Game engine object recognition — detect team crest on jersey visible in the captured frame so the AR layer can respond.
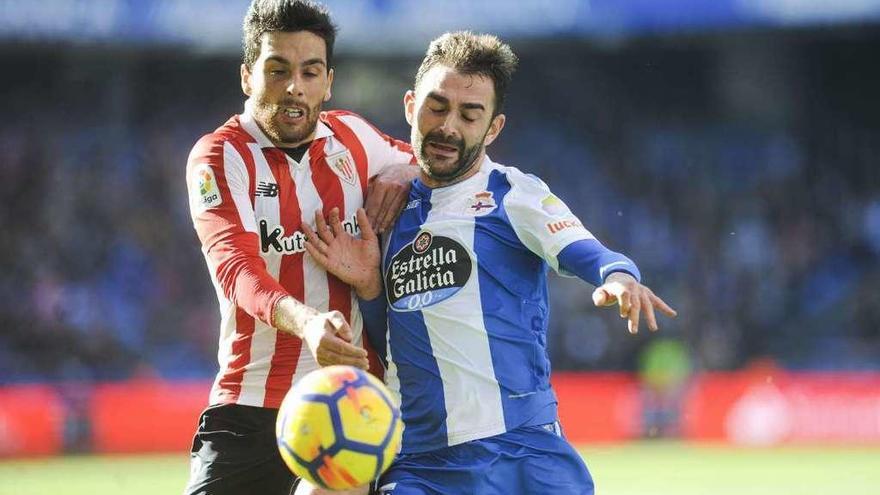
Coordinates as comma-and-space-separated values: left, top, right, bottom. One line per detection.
193, 163, 222, 211
463, 190, 496, 216
326, 150, 357, 186
385, 231, 472, 312
413, 231, 432, 253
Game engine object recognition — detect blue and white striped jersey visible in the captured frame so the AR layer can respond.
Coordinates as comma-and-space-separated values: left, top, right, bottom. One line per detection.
372, 156, 638, 454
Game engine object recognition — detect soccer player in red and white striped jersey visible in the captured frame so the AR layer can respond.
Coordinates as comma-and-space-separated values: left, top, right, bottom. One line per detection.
183, 2, 414, 494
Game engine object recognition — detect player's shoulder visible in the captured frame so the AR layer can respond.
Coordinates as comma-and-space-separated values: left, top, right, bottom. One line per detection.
321, 109, 385, 138
189, 115, 254, 162
485, 159, 549, 193
321, 109, 369, 125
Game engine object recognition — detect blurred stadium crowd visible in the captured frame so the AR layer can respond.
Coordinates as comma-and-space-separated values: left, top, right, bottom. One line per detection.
1, 28, 878, 383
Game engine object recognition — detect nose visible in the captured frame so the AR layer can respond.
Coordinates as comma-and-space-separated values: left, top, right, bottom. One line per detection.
285, 76, 304, 97
436, 113, 461, 140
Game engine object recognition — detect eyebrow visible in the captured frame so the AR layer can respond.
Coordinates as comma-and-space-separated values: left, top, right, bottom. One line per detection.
301, 58, 327, 68
426, 92, 485, 112
265, 55, 326, 68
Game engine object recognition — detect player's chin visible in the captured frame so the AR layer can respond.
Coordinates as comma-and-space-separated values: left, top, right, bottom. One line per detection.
425, 159, 462, 178
276, 127, 310, 145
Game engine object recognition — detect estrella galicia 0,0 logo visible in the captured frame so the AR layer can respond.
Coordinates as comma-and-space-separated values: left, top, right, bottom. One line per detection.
385, 231, 472, 311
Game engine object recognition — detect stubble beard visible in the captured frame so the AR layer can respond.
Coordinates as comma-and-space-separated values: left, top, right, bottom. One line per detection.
414, 127, 488, 185
253, 96, 321, 147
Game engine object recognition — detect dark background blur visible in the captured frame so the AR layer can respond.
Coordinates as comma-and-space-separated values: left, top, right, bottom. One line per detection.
2, 0, 878, 384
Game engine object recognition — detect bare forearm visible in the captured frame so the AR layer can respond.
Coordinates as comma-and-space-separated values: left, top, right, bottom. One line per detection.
271, 296, 319, 337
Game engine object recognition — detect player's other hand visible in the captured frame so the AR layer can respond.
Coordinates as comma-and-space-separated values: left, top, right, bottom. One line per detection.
364, 163, 418, 234
302, 310, 369, 370
303, 207, 382, 299
592, 272, 677, 334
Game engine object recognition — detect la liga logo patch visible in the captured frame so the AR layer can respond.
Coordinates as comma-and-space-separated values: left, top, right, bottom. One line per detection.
193, 163, 222, 211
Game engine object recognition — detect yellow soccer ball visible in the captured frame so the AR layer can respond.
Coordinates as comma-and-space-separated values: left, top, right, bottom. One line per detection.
276, 365, 403, 490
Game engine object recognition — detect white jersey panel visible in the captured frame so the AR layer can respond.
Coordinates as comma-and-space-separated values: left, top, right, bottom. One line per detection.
421, 180, 506, 446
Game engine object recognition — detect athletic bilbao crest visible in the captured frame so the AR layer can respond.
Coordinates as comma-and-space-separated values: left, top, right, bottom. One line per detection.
326, 150, 357, 186
385, 231, 472, 311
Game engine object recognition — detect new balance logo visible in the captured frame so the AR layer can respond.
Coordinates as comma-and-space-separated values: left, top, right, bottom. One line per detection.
256, 181, 279, 197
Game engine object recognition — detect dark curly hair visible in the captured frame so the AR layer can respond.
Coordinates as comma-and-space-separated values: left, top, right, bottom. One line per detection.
415, 31, 519, 116
242, 0, 338, 70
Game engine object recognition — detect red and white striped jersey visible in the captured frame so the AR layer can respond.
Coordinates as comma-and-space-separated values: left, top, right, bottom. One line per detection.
186, 108, 413, 408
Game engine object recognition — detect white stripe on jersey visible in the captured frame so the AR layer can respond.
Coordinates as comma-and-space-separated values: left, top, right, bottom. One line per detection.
420, 178, 506, 446
293, 150, 326, 376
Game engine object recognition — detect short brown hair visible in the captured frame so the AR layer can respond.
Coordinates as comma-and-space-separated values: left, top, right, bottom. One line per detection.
414, 31, 519, 115
242, 0, 337, 70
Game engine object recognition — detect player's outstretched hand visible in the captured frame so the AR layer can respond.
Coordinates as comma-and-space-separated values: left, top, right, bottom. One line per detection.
592, 272, 677, 334
302, 310, 369, 370
364, 163, 418, 234
303, 207, 382, 299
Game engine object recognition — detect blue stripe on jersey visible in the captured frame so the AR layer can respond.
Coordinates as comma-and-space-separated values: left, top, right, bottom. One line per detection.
384, 181, 448, 451
474, 170, 557, 430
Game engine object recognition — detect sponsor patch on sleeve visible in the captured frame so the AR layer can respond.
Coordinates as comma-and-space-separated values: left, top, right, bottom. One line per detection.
193, 163, 223, 211
546, 218, 584, 234
540, 194, 567, 217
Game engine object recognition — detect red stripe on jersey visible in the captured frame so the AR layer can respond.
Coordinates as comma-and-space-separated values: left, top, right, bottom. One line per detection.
362, 333, 384, 381
308, 138, 352, 328
219, 308, 255, 402
325, 114, 370, 198
263, 148, 305, 407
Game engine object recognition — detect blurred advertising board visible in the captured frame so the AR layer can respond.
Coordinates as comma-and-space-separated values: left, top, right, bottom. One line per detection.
1, 371, 879, 456
682, 369, 880, 445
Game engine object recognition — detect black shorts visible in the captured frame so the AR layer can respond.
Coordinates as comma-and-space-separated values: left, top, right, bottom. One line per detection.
184, 403, 297, 495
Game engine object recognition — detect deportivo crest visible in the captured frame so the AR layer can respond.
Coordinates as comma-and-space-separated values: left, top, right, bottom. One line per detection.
385, 231, 472, 311
463, 190, 496, 216
193, 163, 222, 211
326, 150, 357, 186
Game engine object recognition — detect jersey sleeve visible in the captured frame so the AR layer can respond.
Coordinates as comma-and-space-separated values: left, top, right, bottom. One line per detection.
502, 169, 641, 284
186, 134, 289, 326
500, 169, 595, 273
359, 294, 389, 373
335, 113, 415, 178
557, 239, 641, 286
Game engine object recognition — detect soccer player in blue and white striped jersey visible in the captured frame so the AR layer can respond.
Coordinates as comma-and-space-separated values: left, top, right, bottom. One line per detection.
303, 31, 677, 495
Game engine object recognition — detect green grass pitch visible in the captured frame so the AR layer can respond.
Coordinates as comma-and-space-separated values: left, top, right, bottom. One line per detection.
0, 442, 877, 495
